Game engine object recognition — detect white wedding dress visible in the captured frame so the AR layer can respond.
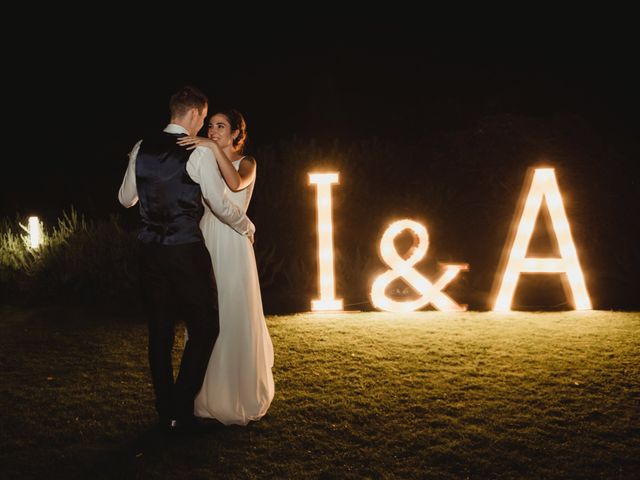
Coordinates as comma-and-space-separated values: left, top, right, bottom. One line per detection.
194, 158, 274, 425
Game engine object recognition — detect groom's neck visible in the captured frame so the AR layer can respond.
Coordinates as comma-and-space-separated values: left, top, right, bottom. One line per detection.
170, 117, 193, 136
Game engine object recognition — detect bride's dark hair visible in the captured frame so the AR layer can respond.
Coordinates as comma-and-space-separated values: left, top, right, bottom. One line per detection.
216, 109, 248, 154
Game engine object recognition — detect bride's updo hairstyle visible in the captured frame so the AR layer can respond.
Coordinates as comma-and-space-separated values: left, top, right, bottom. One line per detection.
216, 109, 248, 154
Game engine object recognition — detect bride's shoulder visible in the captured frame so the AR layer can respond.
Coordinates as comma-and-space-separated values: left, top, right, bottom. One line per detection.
239, 156, 257, 172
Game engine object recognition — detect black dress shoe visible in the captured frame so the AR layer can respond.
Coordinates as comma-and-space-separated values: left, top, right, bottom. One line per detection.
169, 416, 203, 435
170, 417, 221, 435
157, 417, 176, 434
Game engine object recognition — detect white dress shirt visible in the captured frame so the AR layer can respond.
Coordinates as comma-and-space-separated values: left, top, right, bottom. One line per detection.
118, 124, 255, 236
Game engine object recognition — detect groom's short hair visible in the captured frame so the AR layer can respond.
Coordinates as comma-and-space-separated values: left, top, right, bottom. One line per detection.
169, 86, 208, 118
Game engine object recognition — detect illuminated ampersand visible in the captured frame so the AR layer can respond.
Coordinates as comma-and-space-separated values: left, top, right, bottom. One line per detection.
371, 219, 468, 312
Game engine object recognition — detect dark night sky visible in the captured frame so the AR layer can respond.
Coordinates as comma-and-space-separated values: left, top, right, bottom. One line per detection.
3, 19, 638, 219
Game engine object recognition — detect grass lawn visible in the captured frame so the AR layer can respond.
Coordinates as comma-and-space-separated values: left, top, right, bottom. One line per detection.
1, 307, 638, 479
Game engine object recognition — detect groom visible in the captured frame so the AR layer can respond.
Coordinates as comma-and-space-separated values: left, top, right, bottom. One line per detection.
118, 85, 255, 431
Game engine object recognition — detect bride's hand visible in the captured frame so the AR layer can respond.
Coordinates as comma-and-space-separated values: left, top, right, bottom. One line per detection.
176, 135, 217, 151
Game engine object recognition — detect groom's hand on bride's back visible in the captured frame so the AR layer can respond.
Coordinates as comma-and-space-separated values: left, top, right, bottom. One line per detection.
248, 233, 254, 244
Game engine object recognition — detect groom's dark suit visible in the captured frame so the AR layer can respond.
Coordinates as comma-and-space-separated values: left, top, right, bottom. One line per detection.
118, 124, 255, 425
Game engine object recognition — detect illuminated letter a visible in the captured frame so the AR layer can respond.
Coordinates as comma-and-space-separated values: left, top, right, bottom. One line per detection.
493, 168, 591, 311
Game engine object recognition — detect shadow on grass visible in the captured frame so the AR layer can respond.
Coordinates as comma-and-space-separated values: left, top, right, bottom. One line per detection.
87, 420, 233, 478
86, 416, 271, 479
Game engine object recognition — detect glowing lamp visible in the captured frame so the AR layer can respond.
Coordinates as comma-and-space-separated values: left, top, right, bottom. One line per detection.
309, 173, 343, 311
493, 168, 591, 311
28, 216, 42, 249
371, 219, 467, 312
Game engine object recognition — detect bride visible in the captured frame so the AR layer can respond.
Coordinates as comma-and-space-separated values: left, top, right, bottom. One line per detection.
177, 109, 274, 425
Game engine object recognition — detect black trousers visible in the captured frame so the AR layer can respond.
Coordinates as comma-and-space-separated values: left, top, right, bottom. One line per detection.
139, 240, 219, 422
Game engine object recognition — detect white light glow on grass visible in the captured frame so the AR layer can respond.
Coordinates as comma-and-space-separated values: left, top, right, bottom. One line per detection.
28, 216, 42, 249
